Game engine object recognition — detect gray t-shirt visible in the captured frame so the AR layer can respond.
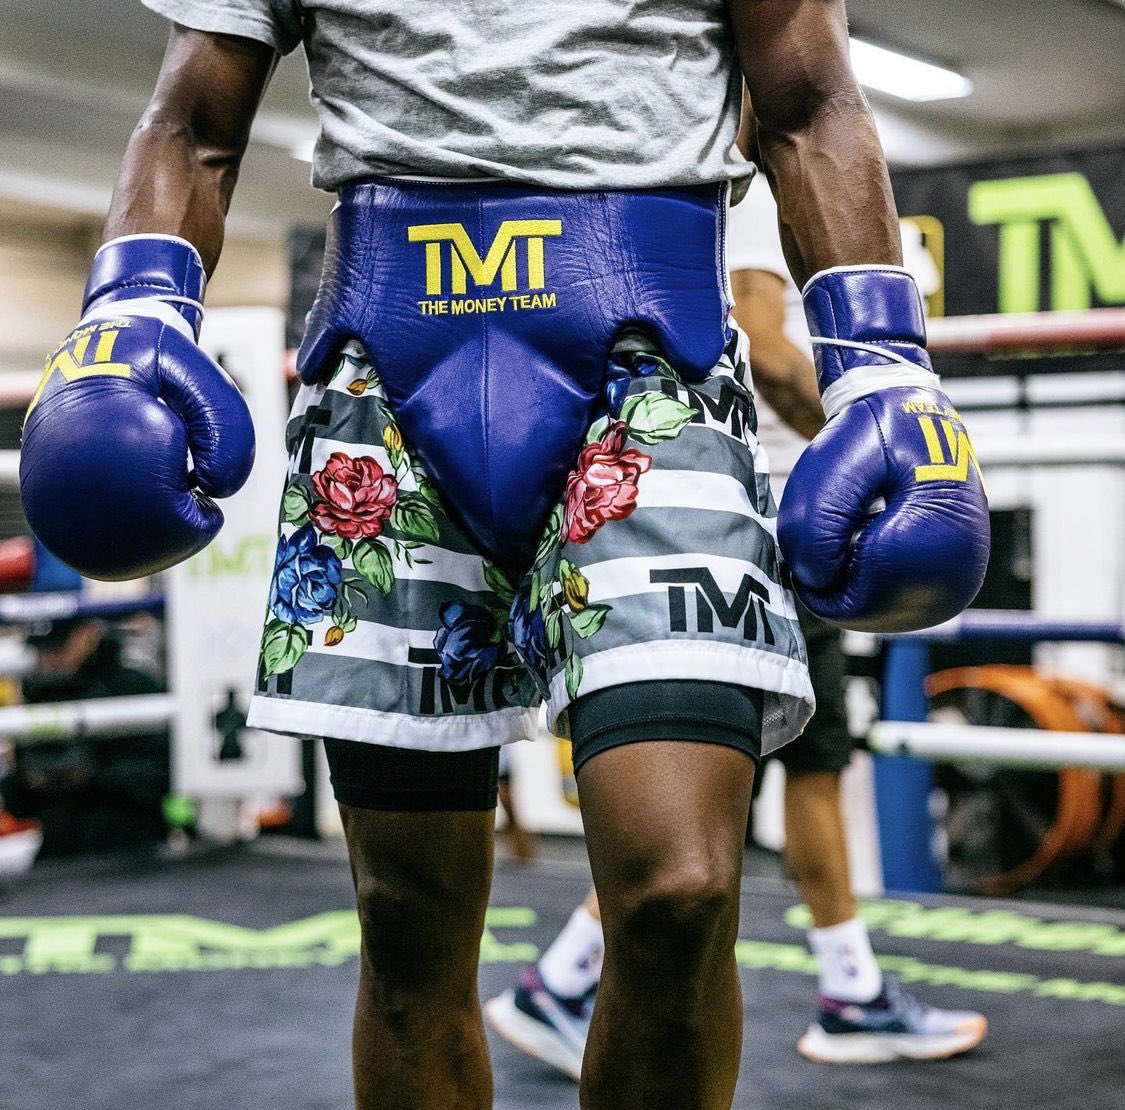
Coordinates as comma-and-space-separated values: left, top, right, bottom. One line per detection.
142, 0, 752, 193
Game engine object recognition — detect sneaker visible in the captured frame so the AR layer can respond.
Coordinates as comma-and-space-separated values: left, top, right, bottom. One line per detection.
484, 965, 594, 1081
797, 975, 988, 1064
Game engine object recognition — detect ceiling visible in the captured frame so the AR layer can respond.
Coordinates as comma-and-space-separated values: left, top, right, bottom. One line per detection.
1, 0, 1124, 240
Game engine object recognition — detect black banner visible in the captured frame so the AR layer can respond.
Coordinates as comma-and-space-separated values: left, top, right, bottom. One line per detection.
891, 145, 1125, 319
287, 149, 1125, 372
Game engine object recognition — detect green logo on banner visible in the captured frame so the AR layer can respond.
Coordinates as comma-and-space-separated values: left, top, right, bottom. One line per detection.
969, 172, 1125, 312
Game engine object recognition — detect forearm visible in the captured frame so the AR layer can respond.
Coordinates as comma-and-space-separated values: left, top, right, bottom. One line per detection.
727, 1, 902, 286
756, 92, 901, 285
103, 28, 276, 275
105, 116, 240, 274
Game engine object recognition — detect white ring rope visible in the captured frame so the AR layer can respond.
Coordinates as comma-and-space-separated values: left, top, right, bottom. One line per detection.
927, 307, 1125, 355
869, 720, 1125, 773
0, 694, 178, 746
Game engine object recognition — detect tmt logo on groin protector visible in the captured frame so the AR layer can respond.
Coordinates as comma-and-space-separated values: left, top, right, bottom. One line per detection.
407, 219, 563, 316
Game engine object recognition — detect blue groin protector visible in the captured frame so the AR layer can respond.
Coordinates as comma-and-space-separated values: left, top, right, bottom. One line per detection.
297, 179, 730, 571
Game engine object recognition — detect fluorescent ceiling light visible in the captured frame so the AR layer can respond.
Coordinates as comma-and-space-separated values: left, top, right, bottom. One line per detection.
850, 37, 973, 102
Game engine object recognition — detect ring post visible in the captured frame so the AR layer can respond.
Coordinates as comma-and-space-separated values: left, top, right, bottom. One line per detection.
875, 638, 942, 893
31, 539, 81, 593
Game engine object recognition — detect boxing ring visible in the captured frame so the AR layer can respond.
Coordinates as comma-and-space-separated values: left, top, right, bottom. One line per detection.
0, 306, 1122, 872
0, 307, 1122, 1110
0, 307, 304, 841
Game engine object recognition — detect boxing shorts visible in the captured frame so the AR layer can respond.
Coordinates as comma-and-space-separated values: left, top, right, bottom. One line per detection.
246, 179, 813, 757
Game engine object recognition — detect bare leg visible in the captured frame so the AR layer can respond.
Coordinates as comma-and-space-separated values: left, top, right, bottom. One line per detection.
577, 741, 755, 1110
782, 770, 854, 928
340, 805, 495, 1110
498, 778, 537, 863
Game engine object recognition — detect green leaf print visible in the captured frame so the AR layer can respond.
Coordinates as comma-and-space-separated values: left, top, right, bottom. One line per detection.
568, 603, 611, 639
390, 493, 440, 543
484, 563, 517, 605
544, 607, 562, 650
323, 534, 354, 561
282, 484, 312, 526
342, 579, 369, 608
584, 415, 610, 445
620, 391, 695, 444
410, 463, 442, 508
353, 539, 395, 596
261, 620, 311, 678
564, 654, 584, 700
533, 504, 564, 568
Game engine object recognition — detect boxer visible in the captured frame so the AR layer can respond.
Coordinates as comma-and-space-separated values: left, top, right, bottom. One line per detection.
20, 3, 988, 1108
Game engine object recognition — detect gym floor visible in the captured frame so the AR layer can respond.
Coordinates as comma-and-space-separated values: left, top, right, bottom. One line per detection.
2, 836, 1122, 1110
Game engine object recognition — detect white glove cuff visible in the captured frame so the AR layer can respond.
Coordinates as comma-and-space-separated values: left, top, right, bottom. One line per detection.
819, 361, 942, 422
80, 297, 200, 343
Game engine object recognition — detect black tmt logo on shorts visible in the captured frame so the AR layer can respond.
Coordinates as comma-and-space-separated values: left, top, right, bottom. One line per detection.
408, 647, 519, 715
650, 568, 774, 643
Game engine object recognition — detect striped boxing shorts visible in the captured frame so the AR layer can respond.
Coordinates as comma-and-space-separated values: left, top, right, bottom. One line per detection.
247, 332, 813, 759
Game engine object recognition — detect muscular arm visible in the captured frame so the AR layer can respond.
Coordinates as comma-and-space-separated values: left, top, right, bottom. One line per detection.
104, 26, 277, 274
726, 1, 902, 286
730, 268, 824, 439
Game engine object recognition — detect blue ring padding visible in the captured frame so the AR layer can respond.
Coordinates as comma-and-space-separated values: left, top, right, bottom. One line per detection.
0, 593, 164, 625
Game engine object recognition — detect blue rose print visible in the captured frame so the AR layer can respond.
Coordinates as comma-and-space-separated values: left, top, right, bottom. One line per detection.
433, 600, 503, 686
510, 588, 550, 675
270, 524, 344, 625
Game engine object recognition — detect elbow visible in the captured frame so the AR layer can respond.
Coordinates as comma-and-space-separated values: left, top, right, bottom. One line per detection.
131, 106, 243, 186
755, 84, 871, 151
131, 107, 197, 149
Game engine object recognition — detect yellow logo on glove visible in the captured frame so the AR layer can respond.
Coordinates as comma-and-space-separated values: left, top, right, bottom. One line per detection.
27, 321, 132, 416
913, 415, 984, 485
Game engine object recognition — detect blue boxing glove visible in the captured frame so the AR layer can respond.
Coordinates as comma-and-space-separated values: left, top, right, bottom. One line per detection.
20, 235, 255, 580
776, 266, 989, 632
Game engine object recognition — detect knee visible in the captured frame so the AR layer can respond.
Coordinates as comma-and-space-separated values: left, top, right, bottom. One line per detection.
607, 856, 741, 975
353, 868, 483, 986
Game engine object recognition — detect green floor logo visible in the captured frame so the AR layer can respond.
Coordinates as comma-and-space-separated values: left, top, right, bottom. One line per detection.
786, 897, 1125, 957
970, 172, 1125, 312
1, 901, 1122, 1007
0, 908, 537, 975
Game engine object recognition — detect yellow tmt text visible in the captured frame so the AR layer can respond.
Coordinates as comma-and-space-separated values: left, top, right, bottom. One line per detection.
913, 415, 984, 485
27, 320, 132, 416
408, 220, 563, 296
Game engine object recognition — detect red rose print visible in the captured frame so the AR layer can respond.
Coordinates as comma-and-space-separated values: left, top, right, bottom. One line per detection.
563, 421, 652, 544
310, 452, 398, 539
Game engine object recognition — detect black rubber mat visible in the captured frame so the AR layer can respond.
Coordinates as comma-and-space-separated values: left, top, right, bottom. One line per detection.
1, 838, 1122, 1110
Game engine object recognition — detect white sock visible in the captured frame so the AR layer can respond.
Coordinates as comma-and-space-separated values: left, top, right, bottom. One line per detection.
808, 917, 883, 1003
538, 904, 605, 999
